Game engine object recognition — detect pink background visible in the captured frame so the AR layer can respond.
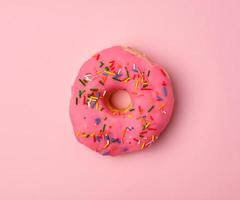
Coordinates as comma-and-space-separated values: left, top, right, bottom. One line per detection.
0, 0, 239, 199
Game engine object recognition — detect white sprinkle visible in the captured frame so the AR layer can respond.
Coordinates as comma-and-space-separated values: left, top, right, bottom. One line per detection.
103, 90, 106, 97
133, 64, 136, 70
117, 69, 121, 74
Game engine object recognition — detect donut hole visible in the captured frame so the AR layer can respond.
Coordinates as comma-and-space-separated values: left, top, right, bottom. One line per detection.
108, 89, 132, 112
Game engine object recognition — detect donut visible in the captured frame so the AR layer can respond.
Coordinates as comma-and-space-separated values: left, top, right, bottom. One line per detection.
69, 46, 174, 156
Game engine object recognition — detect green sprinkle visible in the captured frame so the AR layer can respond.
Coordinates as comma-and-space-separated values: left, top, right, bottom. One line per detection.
90, 88, 98, 91
148, 105, 155, 113
79, 90, 85, 98
105, 66, 110, 71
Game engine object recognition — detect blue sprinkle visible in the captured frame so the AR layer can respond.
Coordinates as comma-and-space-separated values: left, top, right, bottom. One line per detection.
113, 74, 123, 79
132, 69, 139, 73
102, 151, 110, 156
102, 73, 108, 76
142, 115, 147, 118
96, 136, 101, 142
163, 87, 167, 97
96, 92, 100, 98
105, 135, 110, 140
95, 118, 101, 125
91, 101, 96, 108
157, 96, 163, 101
111, 138, 121, 143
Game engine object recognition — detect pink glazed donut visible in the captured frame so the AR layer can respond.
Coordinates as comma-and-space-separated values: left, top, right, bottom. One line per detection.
70, 46, 174, 156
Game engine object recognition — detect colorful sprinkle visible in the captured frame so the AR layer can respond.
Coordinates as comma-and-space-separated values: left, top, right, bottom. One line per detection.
95, 118, 101, 125
79, 79, 86, 87
99, 61, 104, 67
148, 105, 155, 113
163, 87, 167, 96
75, 97, 78, 105
79, 90, 85, 98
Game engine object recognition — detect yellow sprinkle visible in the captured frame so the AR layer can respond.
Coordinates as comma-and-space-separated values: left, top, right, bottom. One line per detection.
141, 143, 145, 150
75, 131, 80, 137
124, 77, 131, 82
134, 79, 139, 90
145, 122, 151, 129
127, 114, 133, 119
96, 70, 102, 74
90, 96, 98, 100
96, 101, 99, 110
103, 140, 110, 149
151, 135, 155, 142
81, 133, 88, 138
104, 71, 116, 76
159, 103, 166, 110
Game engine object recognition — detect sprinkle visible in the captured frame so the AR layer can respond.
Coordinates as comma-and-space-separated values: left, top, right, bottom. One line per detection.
159, 103, 166, 110
95, 101, 99, 110
139, 131, 148, 135
150, 115, 154, 120
124, 77, 131, 82
75, 131, 80, 137
143, 122, 151, 130
127, 114, 133, 119
99, 61, 104, 67
141, 143, 145, 150
75, 97, 78, 105
95, 118, 101, 125
160, 69, 167, 76
148, 128, 157, 131
92, 134, 96, 142
133, 64, 136, 70
102, 124, 106, 132
141, 88, 152, 90
79, 90, 85, 98
104, 71, 116, 76
112, 77, 121, 82
99, 80, 104, 86
109, 60, 115, 67
148, 105, 155, 113
125, 67, 130, 78
162, 81, 167, 86
79, 79, 86, 86
138, 106, 143, 114
102, 90, 107, 97
117, 69, 121, 74
129, 108, 135, 112
95, 54, 100, 61
90, 88, 98, 92
134, 79, 139, 90
133, 138, 140, 143
157, 96, 163, 101
83, 95, 86, 104
103, 140, 110, 149
163, 87, 167, 96
147, 70, 151, 77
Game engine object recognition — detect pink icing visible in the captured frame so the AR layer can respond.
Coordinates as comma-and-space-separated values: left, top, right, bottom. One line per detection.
69, 46, 174, 156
